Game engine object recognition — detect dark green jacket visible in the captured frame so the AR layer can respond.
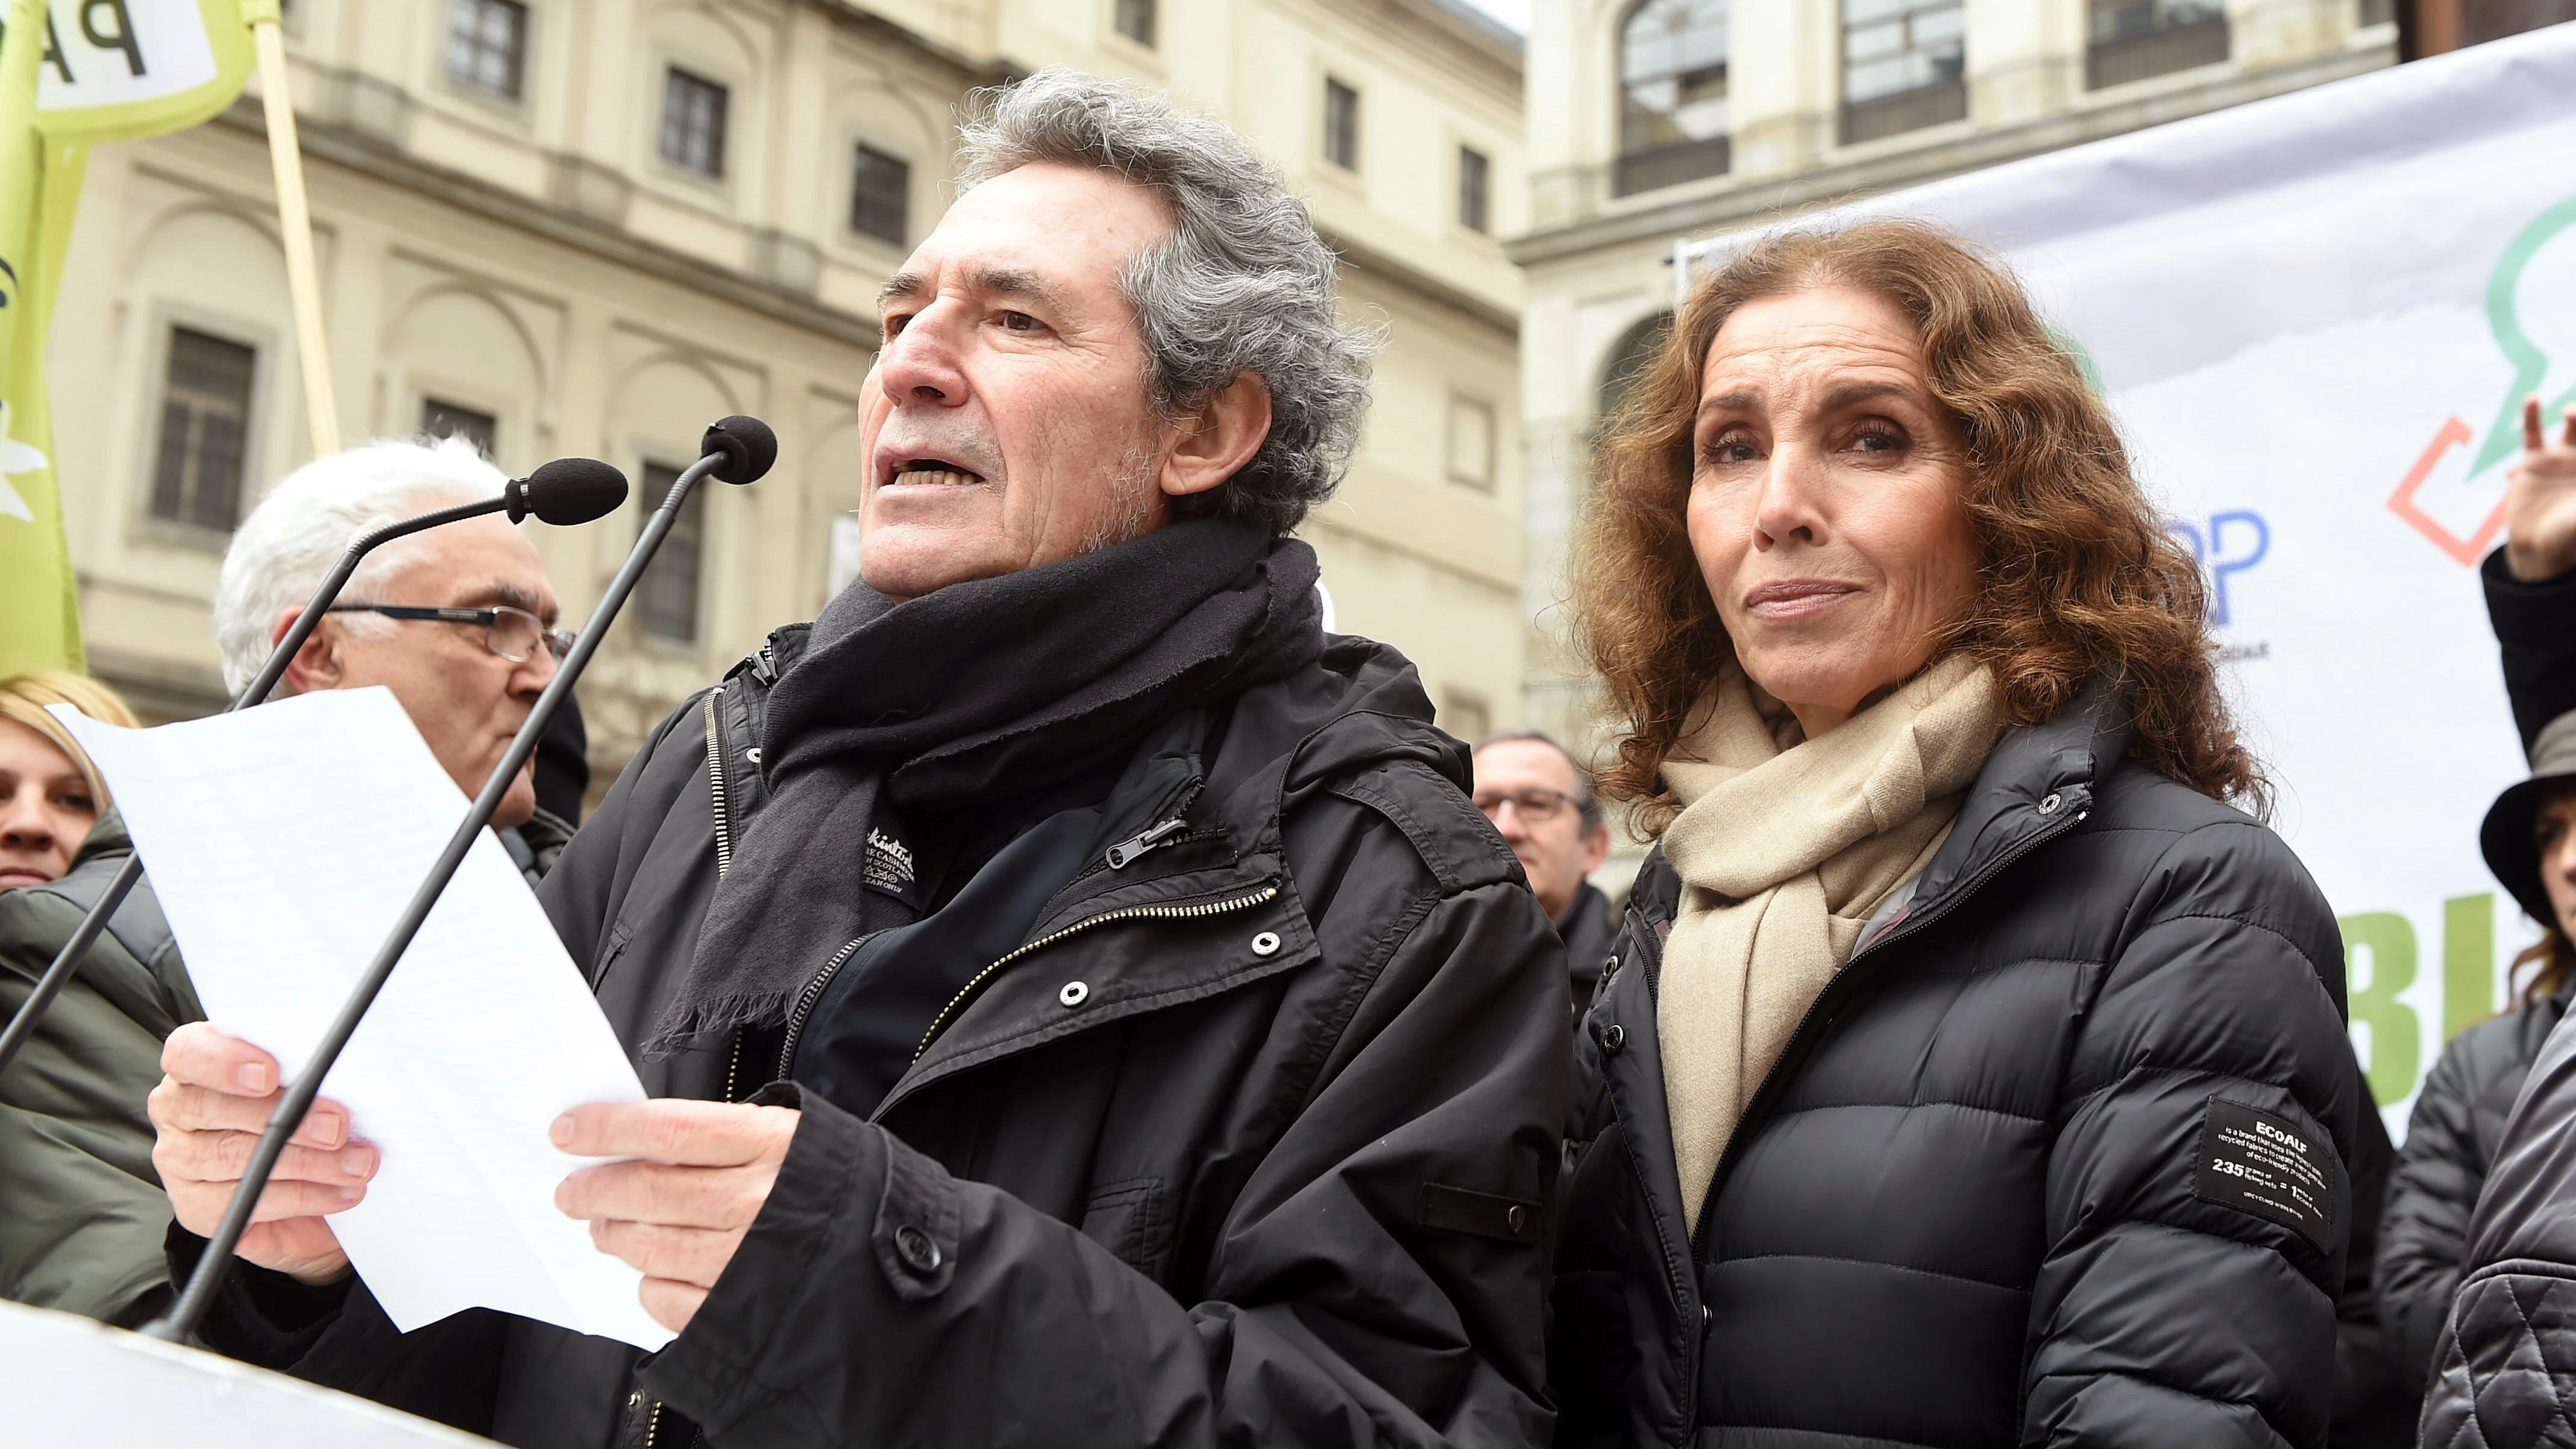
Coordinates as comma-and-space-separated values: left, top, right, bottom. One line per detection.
0, 813, 200, 1327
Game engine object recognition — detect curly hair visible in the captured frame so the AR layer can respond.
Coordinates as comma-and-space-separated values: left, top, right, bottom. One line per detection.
1574, 218, 2261, 835
956, 69, 1378, 535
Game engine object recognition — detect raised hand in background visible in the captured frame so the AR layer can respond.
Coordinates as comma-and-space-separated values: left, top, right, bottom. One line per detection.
2505, 395, 2576, 582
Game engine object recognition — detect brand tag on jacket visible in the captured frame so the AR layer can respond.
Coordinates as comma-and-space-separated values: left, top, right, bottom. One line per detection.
2193, 1098, 2335, 1253
865, 828, 922, 910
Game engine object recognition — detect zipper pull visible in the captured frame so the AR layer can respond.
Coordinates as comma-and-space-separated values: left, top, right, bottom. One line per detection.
1105, 818, 1187, 869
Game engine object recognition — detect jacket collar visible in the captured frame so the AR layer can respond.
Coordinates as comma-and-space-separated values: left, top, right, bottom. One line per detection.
1626, 671, 2136, 949
1900, 671, 2133, 930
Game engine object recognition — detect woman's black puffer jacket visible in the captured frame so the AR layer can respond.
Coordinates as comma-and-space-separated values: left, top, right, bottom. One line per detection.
2377, 991, 2568, 1382
1550, 680, 2363, 1447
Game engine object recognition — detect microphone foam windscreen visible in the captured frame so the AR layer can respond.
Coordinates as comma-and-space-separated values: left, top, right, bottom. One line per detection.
519, 458, 630, 525
702, 415, 778, 484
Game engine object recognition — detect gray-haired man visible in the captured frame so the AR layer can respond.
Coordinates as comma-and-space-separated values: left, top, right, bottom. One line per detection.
1472, 732, 1617, 1024
152, 70, 1564, 1449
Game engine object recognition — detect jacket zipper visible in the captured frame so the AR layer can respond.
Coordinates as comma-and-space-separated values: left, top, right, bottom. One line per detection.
912, 885, 1280, 1063
774, 935, 870, 1079
702, 688, 732, 879
1087, 774, 1213, 878
1685, 805, 2089, 1264
644, 693, 744, 1449
1104, 818, 1190, 869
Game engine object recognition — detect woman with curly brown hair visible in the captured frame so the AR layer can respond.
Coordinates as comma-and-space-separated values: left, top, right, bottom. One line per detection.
1547, 219, 2361, 1447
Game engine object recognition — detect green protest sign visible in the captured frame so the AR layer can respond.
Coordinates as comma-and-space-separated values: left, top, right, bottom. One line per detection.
0, 0, 253, 673
4, 0, 253, 143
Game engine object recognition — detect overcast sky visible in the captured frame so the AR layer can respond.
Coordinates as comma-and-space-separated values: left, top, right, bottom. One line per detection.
1456, 0, 1531, 34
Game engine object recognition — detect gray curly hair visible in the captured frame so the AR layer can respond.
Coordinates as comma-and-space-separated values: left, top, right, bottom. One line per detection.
955, 69, 1377, 535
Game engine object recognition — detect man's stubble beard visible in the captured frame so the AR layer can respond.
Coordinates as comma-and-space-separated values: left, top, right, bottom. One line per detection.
1074, 439, 1167, 556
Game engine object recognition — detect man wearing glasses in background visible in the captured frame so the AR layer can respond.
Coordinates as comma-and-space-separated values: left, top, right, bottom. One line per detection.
1472, 732, 1619, 1029
0, 436, 588, 1329
217, 435, 588, 880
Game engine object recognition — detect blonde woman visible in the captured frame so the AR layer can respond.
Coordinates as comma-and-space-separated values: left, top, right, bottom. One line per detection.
0, 671, 131, 888
0, 671, 203, 1325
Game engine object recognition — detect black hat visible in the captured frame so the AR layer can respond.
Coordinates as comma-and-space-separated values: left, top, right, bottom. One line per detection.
2481, 709, 2576, 929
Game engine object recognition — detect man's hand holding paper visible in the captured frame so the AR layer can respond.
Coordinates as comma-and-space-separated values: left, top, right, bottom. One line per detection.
59, 688, 677, 1351
552, 1099, 800, 1332
149, 1023, 372, 1287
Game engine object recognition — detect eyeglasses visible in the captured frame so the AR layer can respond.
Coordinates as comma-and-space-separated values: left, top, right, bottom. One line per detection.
327, 604, 577, 664
1474, 787, 1577, 825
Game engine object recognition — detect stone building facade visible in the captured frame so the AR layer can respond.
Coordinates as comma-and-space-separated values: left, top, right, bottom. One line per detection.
1510, 0, 2406, 838
49, 0, 1527, 785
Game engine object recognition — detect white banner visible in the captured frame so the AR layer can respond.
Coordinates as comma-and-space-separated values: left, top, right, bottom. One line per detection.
1686, 23, 2576, 1137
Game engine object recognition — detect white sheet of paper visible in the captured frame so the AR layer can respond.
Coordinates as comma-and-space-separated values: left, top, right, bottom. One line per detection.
57, 688, 673, 1351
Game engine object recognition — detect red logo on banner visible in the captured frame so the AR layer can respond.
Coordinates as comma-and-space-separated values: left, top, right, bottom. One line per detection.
2386, 417, 2502, 567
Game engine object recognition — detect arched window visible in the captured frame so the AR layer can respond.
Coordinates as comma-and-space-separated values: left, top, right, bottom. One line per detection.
1617, 0, 1730, 198
1597, 312, 1674, 423
1839, 0, 1967, 145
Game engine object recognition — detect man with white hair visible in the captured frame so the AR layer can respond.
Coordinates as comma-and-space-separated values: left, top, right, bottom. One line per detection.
213, 435, 579, 868
151, 71, 1563, 1449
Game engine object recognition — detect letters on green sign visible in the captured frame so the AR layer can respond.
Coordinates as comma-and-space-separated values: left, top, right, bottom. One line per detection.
2342, 911, 2419, 1105
2445, 892, 2498, 1042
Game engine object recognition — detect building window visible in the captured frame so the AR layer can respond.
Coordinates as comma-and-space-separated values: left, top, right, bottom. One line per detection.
1458, 145, 1491, 233
1440, 689, 1492, 746
2085, 1, 2228, 88
445, 0, 527, 100
1597, 312, 1672, 421
849, 145, 910, 246
150, 328, 255, 533
1447, 394, 1496, 490
1618, 0, 1732, 197
636, 461, 708, 643
659, 67, 728, 178
420, 398, 497, 456
1840, 0, 1966, 145
1322, 77, 1359, 171
1114, 0, 1157, 47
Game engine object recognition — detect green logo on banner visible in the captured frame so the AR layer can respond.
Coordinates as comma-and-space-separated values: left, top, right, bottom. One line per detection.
2389, 193, 2576, 564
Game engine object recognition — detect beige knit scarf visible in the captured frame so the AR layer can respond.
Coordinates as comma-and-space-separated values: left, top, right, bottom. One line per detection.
1658, 652, 2005, 1231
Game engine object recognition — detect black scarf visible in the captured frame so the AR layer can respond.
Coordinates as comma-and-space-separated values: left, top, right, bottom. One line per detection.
655, 519, 1321, 1055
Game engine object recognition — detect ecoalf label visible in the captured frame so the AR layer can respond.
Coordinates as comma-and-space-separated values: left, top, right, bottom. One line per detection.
2193, 1099, 2335, 1253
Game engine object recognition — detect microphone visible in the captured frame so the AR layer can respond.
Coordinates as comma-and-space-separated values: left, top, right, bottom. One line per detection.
0, 460, 631, 1080
509, 457, 631, 526
145, 416, 774, 1342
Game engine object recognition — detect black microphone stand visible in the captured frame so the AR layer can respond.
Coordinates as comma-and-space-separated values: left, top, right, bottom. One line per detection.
0, 493, 525, 1081
142, 418, 772, 1344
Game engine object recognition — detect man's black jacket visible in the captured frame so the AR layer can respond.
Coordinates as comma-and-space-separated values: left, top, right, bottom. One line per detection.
181, 626, 1568, 1449
1548, 681, 2360, 1447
